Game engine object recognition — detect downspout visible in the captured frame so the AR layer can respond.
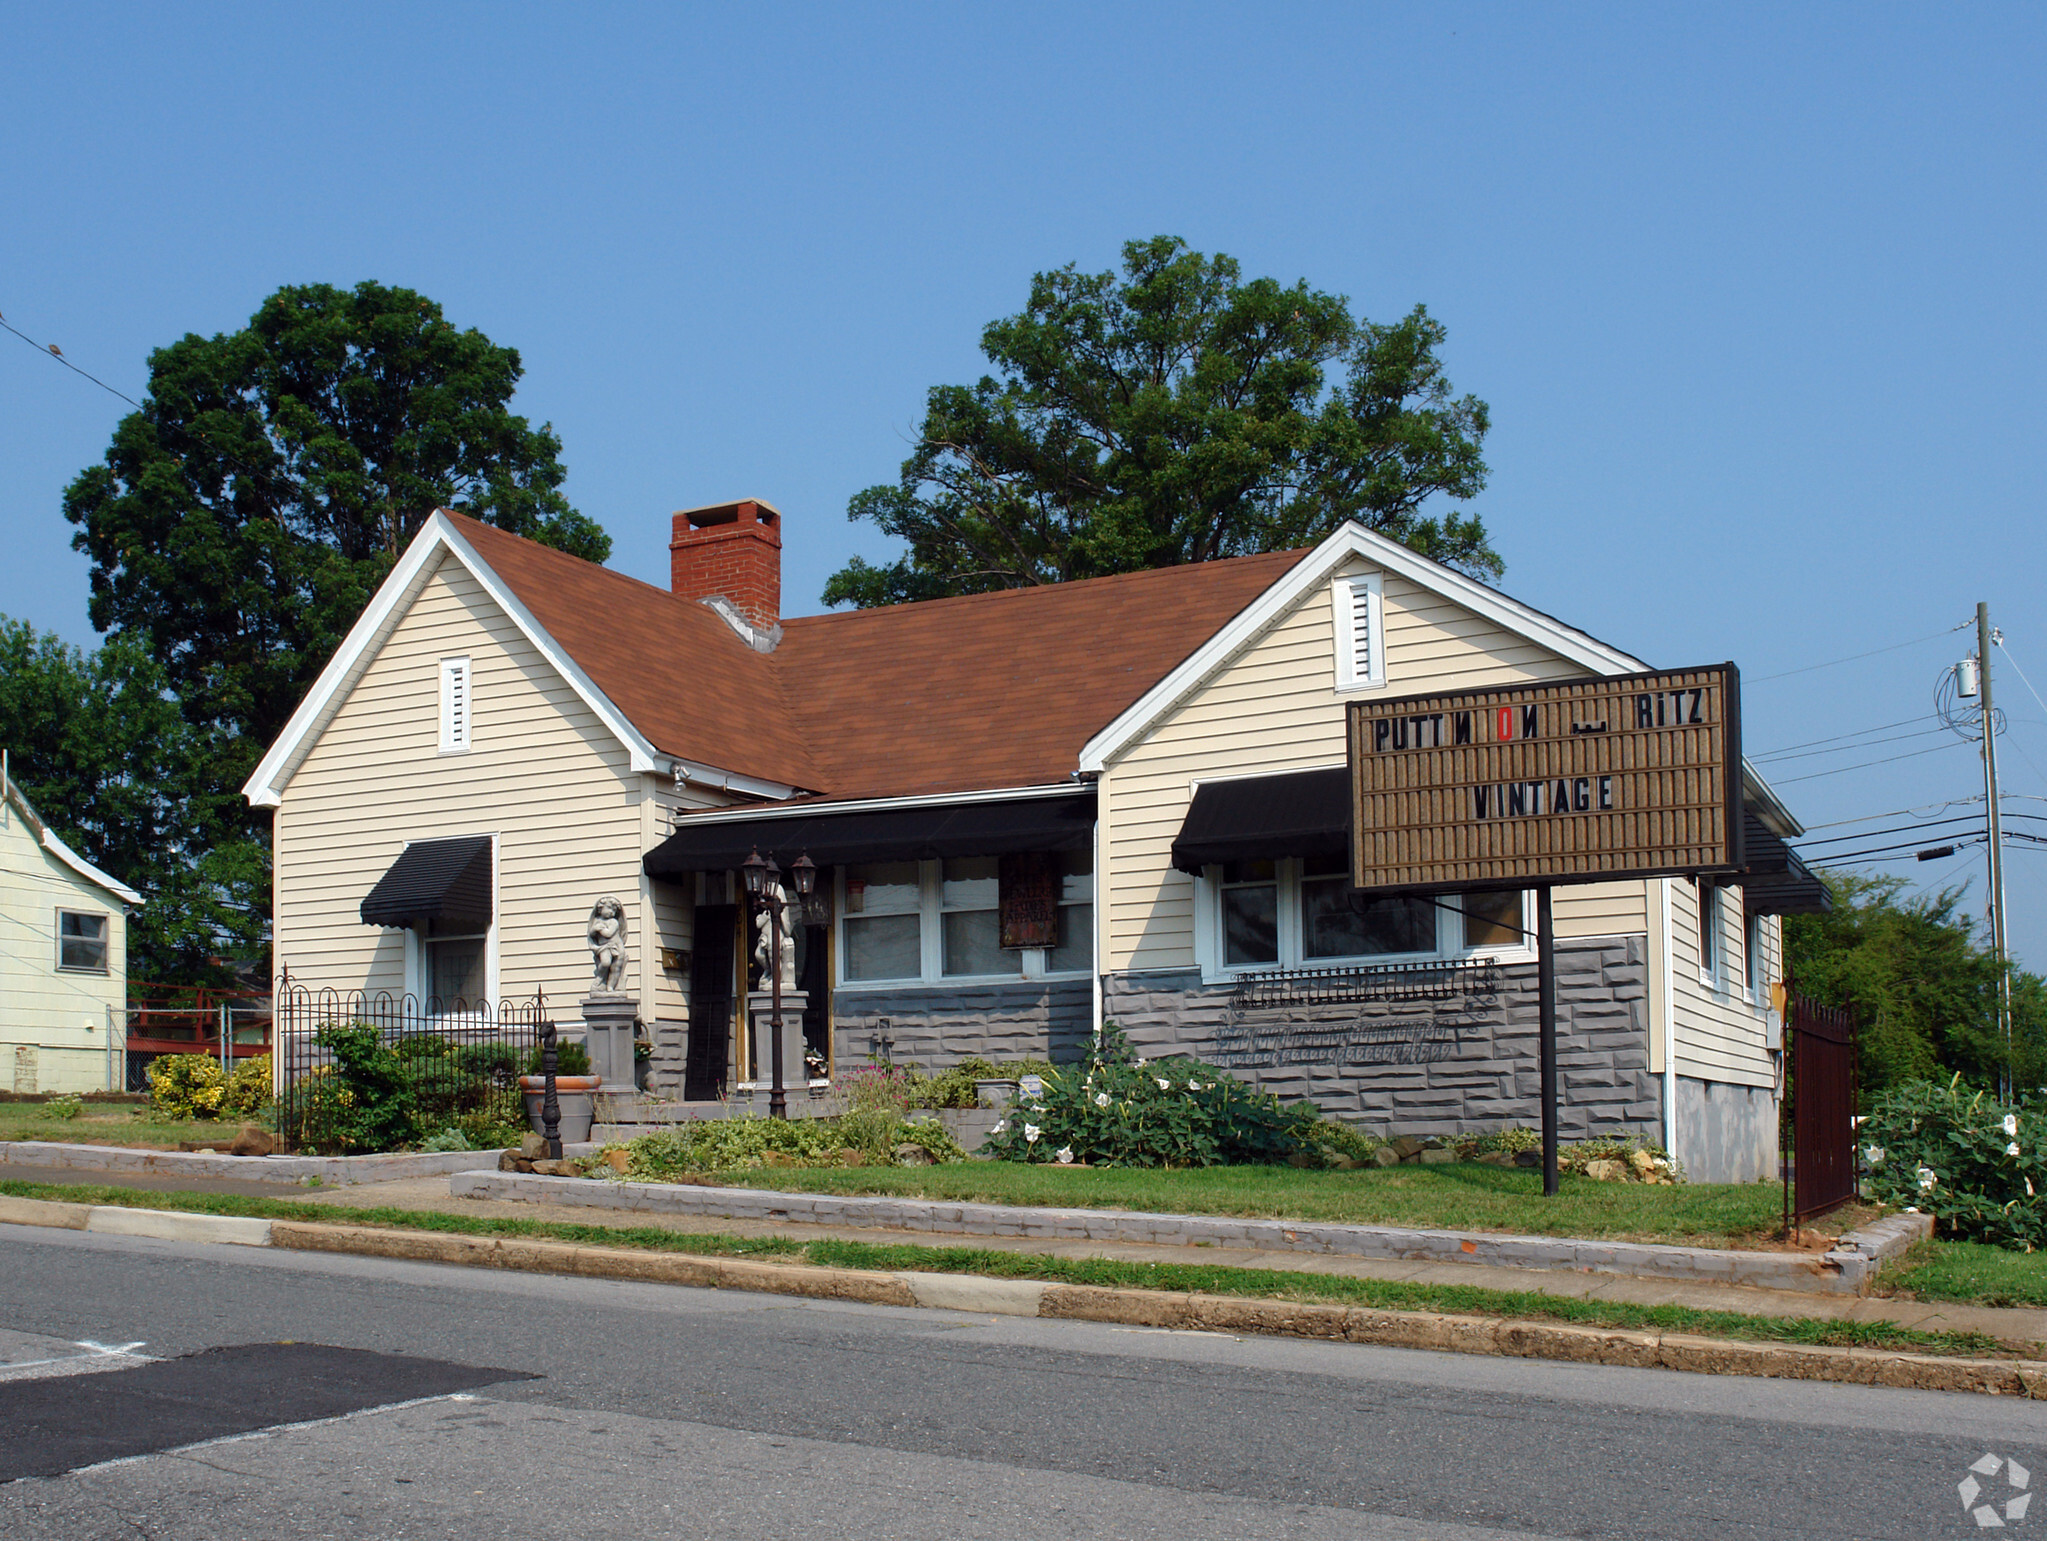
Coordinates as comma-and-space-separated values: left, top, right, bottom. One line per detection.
1090, 813, 1104, 1048
1659, 878, 1678, 1158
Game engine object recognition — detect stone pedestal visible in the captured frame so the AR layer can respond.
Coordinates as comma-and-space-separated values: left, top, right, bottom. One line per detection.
580, 992, 639, 1096
747, 989, 808, 1112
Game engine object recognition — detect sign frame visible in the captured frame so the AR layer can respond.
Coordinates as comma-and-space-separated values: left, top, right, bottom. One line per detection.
1345, 662, 1744, 896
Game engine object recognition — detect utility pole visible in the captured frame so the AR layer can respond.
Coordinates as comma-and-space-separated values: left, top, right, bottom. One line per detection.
1978, 602, 2012, 1098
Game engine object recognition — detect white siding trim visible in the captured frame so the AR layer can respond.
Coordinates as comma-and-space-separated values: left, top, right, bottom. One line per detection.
1078, 521, 1649, 775
1659, 877, 1677, 1156
670, 780, 1083, 825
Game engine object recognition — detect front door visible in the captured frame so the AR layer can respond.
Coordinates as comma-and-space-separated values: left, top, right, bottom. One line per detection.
685, 904, 737, 1101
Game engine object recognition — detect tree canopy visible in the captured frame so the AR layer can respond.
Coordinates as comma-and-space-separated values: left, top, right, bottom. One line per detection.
824, 236, 1494, 608
0, 617, 265, 982
1786, 871, 2045, 1093
64, 280, 606, 760
51, 280, 606, 983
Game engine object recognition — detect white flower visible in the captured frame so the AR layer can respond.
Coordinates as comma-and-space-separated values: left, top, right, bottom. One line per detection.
1055, 1145, 1075, 1164
1916, 1165, 1939, 1192
1905, 1205, 1921, 1214
1155, 1078, 1170, 1091
2029, 1178, 2037, 1198
2010, 1142, 2023, 1158
2005, 1113, 2020, 1137
1135, 1057, 1147, 1067
1094, 1092, 1111, 1108
1865, 1144, 1885, 1166
1188, 1082, 1204, 1093
992, 1120, 1007, 1135
1025, 1124, 1041, 1143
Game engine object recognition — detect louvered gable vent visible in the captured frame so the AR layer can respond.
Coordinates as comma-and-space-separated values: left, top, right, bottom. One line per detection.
439, 656, 471, 752
1331, 573, 1383, 690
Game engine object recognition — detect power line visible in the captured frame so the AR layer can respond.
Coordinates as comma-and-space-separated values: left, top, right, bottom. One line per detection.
1795, 795, 1986, 832
1750, 725, 1950, 765
1770, 738, 1971, 785
0, 311, 141, 409
1796, 814, 1991, 848
1751, 622, 1972, 683
1748, 714, 1937, 759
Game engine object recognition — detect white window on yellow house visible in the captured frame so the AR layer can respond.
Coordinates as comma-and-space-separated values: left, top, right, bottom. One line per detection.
1211, 860, 1529, 972
839, 855, 1095, 985
1331, 572, 1385, 691
57, 909, 109, 974
439, 656, 472, 753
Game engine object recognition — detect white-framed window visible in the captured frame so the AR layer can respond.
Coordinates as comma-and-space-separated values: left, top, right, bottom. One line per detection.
1331, 572, 1386, 691
1697, 880, 1723, 989
838, 855, 1094, 987
421, 919, 488, 1007
56, 909, 109, 974
1745, 908, 1766, 1007
438, 656, 472, 753
1204, 860, 1530, 975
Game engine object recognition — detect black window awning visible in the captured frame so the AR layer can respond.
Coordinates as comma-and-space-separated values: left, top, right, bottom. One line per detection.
1171, 767, 1350, 874
1740, 809, 1831, 916
645, 792, 1096, 877
360, 836, 494, 930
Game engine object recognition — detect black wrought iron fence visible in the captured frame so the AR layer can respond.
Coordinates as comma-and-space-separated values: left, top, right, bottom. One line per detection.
1230, 956, 1501, 1009
274, 987, 545, 1154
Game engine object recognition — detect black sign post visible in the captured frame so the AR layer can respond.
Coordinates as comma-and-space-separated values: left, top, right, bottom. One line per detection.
1536, 887, 1558, 1197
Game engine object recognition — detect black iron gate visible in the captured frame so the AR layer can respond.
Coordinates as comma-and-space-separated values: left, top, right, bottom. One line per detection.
1784, 990, 1858, 1226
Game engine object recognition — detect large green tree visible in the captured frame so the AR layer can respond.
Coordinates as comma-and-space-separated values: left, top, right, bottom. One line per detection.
64, 280, 607, 765
825, 236, 1494, 608
1785, 871, 2045, 1093
58, 281, 607, 982
0, 617, 264, 982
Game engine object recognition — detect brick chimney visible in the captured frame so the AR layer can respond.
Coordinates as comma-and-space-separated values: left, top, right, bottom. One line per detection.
669, 499, 782, 634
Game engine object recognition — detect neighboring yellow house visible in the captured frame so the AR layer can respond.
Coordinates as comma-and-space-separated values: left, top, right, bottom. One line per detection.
1, 764, 139, 1093
249, 504, 1825, 1180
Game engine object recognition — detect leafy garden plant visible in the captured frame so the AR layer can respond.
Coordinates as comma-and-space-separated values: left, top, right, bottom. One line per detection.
1861, 1075, 2044, 1250
146, 1054, 229, 1119
982, 1026, 1320, 1168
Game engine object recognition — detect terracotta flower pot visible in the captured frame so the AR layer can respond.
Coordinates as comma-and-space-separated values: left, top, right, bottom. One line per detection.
518, 1074, 602, 1144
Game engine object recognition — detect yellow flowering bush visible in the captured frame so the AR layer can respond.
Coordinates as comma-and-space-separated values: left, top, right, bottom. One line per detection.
146, 1054, 228, 1120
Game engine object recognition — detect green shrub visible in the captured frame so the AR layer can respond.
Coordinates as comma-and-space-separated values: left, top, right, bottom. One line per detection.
1862, 1075, 2045, 1249
220, 1054, 273, 1117
1311, 1119, 1384, 1164
896, 1116, 969, 1163
981, 1030, 1320, 1168
44, 1095, 83, 1121
420, 1127, 474, 1152
146, 1054, 228, 1119
454, 1043, 520, 1080
296, 1024, 417, 1154
521, 1040, 592, 1078
610, 1109, 972, 1177
391, 1034, 454, 1061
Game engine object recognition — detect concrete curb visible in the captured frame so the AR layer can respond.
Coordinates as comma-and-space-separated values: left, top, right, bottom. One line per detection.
0, 1194, 2034, 1396
0, 1140, 594, 1186
450, 1169, 1932, 1296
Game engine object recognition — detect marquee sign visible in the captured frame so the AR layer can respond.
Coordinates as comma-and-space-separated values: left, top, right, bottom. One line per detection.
1346, 664, 1742, 892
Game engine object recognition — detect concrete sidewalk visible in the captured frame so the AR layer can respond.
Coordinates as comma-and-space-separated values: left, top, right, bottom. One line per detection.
280, 1173, 2047, 1350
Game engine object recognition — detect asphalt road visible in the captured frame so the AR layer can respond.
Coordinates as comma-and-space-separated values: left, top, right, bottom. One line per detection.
0, 1223, 2040, 1540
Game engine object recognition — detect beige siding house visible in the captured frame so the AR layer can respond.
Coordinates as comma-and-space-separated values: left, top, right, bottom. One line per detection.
251, 504, 1819, 1179
1, 768, 139, 1094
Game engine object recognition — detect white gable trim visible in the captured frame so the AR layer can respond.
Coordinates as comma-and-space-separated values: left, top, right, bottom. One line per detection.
3, 779, 143, 905
1077, 522, 1649, 775
242, 511, 788, 808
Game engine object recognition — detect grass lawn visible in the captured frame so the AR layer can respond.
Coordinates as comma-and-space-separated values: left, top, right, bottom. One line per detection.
0, 1177, 2016, 1360
665, 1160, 1831, 1249
0, 1100, 247, 1150
1882, 1240, 2047, 1309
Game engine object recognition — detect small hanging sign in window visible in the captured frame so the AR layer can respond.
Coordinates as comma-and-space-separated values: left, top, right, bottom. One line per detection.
998, 852, 1059, 950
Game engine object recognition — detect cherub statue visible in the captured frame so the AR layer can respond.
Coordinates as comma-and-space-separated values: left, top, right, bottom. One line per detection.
751, 876, 801, 994
588, 896, 628, 993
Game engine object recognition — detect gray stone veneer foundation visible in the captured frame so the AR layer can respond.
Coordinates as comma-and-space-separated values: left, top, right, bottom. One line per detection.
832, 979, 1093, 1071
1676, 1075, 1778, 1184
1104, 937, 1661, 1142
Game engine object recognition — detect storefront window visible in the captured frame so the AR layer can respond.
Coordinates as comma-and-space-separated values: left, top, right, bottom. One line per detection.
1301, 855, 1433, 957
843, 861, 922, 981
1221, 860, 1279, 966
1047, 850, 1094, 974
1209, 860, 1530, 972
1462, 889, 1524, 949
942, 856, 1018, 977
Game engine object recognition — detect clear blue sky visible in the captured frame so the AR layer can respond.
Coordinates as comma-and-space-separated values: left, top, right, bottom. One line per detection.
4, 4, 2044, 964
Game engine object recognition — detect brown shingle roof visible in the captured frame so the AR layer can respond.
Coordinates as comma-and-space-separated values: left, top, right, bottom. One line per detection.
447, 512, 1307, 801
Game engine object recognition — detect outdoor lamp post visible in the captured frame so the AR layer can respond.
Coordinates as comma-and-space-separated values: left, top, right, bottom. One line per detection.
741, 847, 804, 1120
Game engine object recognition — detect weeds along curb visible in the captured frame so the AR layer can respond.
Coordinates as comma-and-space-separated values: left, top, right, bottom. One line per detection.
5, 1192, 2037, 1398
